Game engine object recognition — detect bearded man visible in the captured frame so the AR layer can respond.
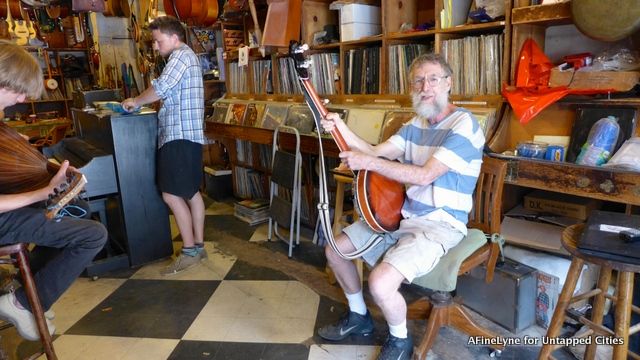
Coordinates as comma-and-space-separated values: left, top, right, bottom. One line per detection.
316, 53, 485, 360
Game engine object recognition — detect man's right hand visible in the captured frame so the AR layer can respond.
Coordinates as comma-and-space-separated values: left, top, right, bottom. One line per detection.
121, 98, 138, 112
47, 160, 71, 196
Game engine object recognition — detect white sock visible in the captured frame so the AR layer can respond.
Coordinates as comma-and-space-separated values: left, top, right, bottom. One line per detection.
389, 320, 408, 339
345, 291, 367, 315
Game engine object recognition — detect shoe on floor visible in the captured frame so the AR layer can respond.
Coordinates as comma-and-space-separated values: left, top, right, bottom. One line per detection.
377, 334, 413, 360
0, 292, 55, 341
161, 253, 202, 276
199, 247, 208, 260
318, 310, 374, 341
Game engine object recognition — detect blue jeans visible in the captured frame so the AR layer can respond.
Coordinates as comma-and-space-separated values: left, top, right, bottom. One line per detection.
0, 207, 107, 311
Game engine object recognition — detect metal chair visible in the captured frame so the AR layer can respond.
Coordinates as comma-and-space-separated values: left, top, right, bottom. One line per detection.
0, 243, 57, 359
267, 125, 302, 257
407, 156, 507, 359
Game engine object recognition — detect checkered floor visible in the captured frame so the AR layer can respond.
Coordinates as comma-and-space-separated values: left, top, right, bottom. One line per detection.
1, 197, 573, 360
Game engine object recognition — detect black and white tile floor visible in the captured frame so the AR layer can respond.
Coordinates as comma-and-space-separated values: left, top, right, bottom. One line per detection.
1, 197, 578, 360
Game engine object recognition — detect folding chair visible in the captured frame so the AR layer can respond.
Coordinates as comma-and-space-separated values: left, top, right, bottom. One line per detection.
267, 125, 302, 257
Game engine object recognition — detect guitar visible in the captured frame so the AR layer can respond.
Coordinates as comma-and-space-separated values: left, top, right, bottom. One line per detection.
289, 42, 405, 233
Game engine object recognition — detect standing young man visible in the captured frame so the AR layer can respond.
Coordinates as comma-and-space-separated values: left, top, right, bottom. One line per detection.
0, 41, 107, 341
122, 16, 206, 275
317, 53, 485, 360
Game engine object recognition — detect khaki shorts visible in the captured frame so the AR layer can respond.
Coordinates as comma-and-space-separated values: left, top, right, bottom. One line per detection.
342, 218, 464, 283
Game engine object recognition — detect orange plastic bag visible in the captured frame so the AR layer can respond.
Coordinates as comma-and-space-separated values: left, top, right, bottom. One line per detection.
504, 39, 570, 124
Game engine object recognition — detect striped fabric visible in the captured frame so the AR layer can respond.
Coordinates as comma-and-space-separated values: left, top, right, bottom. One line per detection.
388, 108, 485, 235
152, 44, 205, 148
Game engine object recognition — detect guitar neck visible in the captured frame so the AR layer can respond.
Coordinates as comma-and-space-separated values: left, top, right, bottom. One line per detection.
299, 78, 350, 153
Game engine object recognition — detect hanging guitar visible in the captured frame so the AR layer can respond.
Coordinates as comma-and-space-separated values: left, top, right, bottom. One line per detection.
289, 42, 405, 256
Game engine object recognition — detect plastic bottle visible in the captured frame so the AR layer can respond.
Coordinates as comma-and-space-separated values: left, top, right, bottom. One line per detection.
575, 116, 620, 166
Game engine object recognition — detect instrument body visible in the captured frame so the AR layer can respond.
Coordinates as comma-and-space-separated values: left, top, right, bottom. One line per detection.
0, 123, 87, 219
290, 42, 404, 233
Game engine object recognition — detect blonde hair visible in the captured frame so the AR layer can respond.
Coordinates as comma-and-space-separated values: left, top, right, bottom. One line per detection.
0, 41, 44, 99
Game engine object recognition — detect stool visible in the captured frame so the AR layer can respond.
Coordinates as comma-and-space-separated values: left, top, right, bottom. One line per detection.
539, 224, 640, 360
326, 168, 363, 284
0, 243, 57, 360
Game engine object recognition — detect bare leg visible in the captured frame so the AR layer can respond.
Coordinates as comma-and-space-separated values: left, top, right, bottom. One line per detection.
163, 192, 195, 247
368, 262, 406, 325
325, 233, 362, 294
188, 192, 205, 245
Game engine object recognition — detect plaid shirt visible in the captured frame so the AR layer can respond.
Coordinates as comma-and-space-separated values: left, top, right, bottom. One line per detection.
151, 43, 205, 148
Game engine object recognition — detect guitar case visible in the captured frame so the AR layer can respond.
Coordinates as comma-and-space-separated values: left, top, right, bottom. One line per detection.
572, 0, 640, 41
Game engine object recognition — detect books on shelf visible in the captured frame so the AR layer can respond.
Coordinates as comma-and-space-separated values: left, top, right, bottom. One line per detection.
234, 199, 270, 225
344, 47, 380, 94
441, 33, 503, 96
308, 52, 339, 95
277, 57, 303, 95
388, 44, 431, 94
251, 59, 272, 94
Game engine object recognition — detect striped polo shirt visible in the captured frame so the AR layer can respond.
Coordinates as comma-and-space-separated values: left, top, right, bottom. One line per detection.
388, 108, 485, 235
152, 43, 205, 148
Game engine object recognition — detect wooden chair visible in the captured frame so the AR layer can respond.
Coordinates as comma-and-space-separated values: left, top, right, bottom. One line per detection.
0, 243, 57, 359
32, 123, 70, 151
406, 156, 507, 359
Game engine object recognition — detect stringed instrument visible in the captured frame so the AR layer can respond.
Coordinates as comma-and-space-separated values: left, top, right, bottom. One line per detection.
43, 50, 58, 90
290, 42, 405, 233
7, 0, 28, 45
0, 123, 87, 220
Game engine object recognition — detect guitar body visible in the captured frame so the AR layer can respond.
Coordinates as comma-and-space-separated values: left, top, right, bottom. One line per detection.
355, 170, 404, 232
290, 42, 405, 233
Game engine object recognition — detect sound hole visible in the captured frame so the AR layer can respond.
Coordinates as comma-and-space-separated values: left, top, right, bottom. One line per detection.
399, 1, 403, 9
313, 15, 318, 22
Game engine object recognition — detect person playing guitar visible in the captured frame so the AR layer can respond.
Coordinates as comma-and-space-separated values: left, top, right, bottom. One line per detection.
315, 53, 485, 360
0, 41, 107, 342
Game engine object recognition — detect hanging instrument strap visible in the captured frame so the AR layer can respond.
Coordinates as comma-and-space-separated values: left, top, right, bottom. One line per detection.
308, 97, 384, 261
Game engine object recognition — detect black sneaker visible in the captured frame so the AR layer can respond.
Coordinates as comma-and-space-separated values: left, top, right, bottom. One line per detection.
377, 334, 413, 360
318, 311, 374, 341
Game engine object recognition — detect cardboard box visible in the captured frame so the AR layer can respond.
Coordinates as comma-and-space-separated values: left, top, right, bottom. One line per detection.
340, 23, 382, 42
536, 271, 559, 329
549, 68, 640, 92
524, 190, 600, 220
340, 4, 381, 25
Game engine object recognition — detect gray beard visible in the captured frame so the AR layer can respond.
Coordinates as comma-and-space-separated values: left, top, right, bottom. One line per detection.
412, 92, 448, 121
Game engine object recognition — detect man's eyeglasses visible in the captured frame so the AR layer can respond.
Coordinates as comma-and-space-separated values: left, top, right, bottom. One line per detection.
411, 75, 449, 89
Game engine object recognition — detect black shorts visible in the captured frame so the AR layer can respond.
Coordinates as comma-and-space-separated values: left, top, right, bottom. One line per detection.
157, 140, 203, 199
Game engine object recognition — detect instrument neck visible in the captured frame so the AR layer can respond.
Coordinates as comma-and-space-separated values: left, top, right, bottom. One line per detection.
300, 78, 349, 153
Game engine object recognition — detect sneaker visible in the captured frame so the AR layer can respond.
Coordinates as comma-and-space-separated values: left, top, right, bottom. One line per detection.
0, 292, 55, 341
160, 253, 202, 276
198, 247, 208, 260
377, 334, 413, 360
44, 309, 55, 320
318, 311, 374, 341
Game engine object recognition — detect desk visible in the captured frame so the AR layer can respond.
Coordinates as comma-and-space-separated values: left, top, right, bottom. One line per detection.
5, 118, 72, 140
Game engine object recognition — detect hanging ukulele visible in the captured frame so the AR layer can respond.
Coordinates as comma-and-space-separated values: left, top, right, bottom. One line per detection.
289, 41, 405, 235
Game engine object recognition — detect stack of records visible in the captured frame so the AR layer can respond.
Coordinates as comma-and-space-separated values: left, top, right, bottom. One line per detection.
234, 199, 270, 225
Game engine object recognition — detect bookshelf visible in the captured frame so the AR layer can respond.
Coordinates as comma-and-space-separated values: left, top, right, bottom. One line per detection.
486, 1, 640, 254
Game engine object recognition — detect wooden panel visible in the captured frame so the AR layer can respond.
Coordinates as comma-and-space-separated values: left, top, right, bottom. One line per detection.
511, 2, 571, 26
383, 0, 417, 35
507, 159, 640, 206
205, 121, 340, 157
262, 0, 302, 47
301, 1, 337, 46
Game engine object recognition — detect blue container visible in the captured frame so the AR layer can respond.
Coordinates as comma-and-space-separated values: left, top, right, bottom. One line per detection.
517, 141, 548, 159
545, 145, 565, 162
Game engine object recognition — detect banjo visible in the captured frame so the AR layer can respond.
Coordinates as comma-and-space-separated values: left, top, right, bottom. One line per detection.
289, 42, 405, 259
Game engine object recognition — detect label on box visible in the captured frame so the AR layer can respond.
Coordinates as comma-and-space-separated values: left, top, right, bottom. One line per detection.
524, 190, 600, 220
536, 271, 559, 329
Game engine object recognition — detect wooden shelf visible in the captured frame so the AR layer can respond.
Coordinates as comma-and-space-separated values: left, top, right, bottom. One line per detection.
204, 121, 340, 157
511, 2, 572, 26
386, 29, 437, 41
501, 157, 640, 206
438, 21, 506, 34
